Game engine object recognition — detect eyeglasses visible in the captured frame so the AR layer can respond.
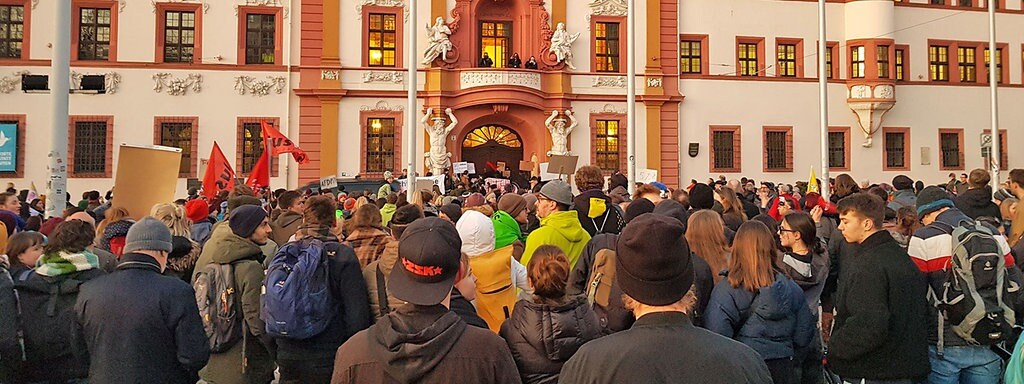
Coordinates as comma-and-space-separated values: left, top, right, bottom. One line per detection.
778, 228, 797, 234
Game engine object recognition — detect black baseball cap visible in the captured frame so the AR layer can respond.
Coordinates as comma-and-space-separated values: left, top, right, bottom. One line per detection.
388, 217, 462, 306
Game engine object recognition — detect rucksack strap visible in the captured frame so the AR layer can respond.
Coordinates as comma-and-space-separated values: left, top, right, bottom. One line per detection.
375, 264, 390, 317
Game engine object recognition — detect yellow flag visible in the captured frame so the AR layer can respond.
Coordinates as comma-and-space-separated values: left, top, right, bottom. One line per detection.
30, 181, 37, 193
808, 168, 820, 194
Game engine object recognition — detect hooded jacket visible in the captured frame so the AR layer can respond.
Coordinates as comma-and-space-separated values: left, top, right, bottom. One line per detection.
523, 210, 592, 270
499, 296, 602, 384
191, 220, 213, 247
270, 210, 303, 246
380, 203, 397, 227
705, 274, 816, 360
193, 224, 274, 384
572, 189, 625, 237
954, 186, 1002, 220
493, 210, 525, 260
778, 245, 830, 316
346, 227, 394, 268
889, 189, 918, 212
74, 253, 210, 384
332, 304, 520, 384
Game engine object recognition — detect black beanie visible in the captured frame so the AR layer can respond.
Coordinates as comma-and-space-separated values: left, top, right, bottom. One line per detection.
892, 175, 914, 191
229, 205, 267, 238
653, 199, 690, 230
916, 186, 955, 217
439, 204, 463, 223
616, 214, 693, 306
227, 195, 262, 212
625, 198, 655, 223
689, 183, 715, 210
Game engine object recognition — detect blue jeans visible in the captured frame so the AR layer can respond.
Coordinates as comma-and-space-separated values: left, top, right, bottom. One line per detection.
928, 345, 1002, 384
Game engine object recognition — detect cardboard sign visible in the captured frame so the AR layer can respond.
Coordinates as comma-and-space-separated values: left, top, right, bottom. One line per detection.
453, 162, 476, 175
636, 168, 658, 184
398, 174, 446, 194
320, 175, 338, 191
496, 161, 507, 172
0, 123, 16, 172
113, 144, 182, 220
538, 163, 560, 181
519, 161, 534, 172
485, 178, 511, 191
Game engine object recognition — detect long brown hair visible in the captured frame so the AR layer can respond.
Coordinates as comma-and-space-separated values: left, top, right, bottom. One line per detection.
348, 204, 383, 232
527, 245, 570, 303
717, 187, 747, 220
728, 221, 778, 292
833, 174, 860, 199
686, 210, 730, 282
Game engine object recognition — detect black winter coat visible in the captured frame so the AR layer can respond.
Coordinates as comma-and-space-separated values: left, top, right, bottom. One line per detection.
74, 253, 210, 384
571, 190, 624, 236
0, 267, 19, 383
499, 296, 602, 384
829, 230, 930, 381
558, 312, 772, 384
954, 186, 1002, 220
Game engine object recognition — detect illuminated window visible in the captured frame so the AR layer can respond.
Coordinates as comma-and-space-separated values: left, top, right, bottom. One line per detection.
895, 48, 906, 81
929, 45, 949, 81
366, 118, 396, 173
824, 46, 834, 79
984, 48, 1002, 84
851, 46, 865, 78
595, 120, 620, 171
738, 43, 758, 76
680, 40, 702, 74
367, 13, 396, 67
877, 45, 890, 78
957, 46, 976, 82
777, 44, 796, 77
595, 22, 619, 72
479, 21, 512, 68
463, 125, 522, 148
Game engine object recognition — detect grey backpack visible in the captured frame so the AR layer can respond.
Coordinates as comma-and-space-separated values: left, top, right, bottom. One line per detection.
939, 221, 1019, 346
193, 263, 243, 353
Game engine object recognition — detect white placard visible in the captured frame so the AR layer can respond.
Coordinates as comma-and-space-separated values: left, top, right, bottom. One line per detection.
636, 169, 658, 184
538, 163, 560, 181
398, 174, 446, 194
453, 162, 469, 174
320, 175, 338, 191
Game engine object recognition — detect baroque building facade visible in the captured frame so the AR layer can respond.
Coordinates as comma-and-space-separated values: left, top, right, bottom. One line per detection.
0, 0, 1022, 194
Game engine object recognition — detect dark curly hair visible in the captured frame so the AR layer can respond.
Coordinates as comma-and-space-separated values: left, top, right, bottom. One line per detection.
45, 220, 96, 254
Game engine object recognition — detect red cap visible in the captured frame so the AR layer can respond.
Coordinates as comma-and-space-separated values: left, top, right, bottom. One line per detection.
184, 199, 210, 223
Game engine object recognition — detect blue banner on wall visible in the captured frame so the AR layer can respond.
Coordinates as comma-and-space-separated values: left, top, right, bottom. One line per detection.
0, 123, 17, 172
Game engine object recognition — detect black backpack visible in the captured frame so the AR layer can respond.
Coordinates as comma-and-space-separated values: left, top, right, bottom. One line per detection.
193, 262, 243, 353
15, 275, 88, 371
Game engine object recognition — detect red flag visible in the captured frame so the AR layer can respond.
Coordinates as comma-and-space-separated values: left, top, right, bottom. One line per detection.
201, 142, 235, 200
245, 154, 269, 190
261, 120, 309, 164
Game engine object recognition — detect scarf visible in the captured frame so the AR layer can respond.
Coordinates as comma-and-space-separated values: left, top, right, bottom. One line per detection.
35, 249, 100, 277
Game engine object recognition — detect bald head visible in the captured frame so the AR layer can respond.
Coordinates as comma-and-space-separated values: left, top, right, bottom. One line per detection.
67, 211, 96, 228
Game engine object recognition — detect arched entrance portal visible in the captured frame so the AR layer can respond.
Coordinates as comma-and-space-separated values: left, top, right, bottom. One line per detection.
461, 125, 524, 175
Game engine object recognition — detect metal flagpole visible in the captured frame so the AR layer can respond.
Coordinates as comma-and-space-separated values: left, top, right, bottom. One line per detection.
47, 0, 71, 218
405, 0, 418, 203
817, 0, 830, 201
626, 0, 636, 195
987, 0, 1000, 195
265, 122, 273, 206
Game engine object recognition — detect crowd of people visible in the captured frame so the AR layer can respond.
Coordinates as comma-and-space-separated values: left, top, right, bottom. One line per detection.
0, 165, 1023, 384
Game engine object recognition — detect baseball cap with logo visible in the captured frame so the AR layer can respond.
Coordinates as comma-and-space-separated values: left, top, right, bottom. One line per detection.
387, 217, 463, 306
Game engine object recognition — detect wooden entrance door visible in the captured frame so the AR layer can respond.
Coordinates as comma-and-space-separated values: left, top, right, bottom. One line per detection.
461, 125, 523, 176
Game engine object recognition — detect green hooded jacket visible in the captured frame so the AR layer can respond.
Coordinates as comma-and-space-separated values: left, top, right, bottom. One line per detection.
492, 210, 524, 249
521, 210, 592, 269
380, 203, 397, 227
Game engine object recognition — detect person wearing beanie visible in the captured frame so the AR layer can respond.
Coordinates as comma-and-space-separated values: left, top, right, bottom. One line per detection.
185, 199, 213, 246
464, 192, 487, 208
889, 175, 918, 212
457, 210, 531, 331
953, 168, 1002, 220
74, 217, 210, 384
498, 193, 528, 224
560, 214, 772, 383
908, 186, 1016, 383
688, 183, 716, 211
438, 203, 463, 224
522, 180, 591, 270
193, 205, 275, 384
333, 218, 520, 384
830, 193, 929, 382
572, 166, 625, 237
377, 171, 396, 200
607, 171, 630, 203
522, 193, 540, 235
364, 204, 425, 320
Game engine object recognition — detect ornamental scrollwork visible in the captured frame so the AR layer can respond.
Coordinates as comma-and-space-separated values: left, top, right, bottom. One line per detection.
153, 73, 203, 96
233, 75, 286, 96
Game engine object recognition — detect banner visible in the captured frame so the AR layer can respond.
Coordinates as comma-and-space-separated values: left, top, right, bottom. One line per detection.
202, 142, 235, 199
0, 123, 16, 172
398, 175, 446, 194
113, 145, 182, 220
261, 120, 309, 164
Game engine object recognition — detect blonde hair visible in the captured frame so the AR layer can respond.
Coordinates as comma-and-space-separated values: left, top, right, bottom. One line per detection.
96, 206, 131, 241
151, 203, 191, 237
686, 210, 730, 282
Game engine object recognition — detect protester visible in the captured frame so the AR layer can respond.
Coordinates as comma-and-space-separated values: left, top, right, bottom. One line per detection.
718, 187, 748, 231
380, 193, 398, 227
195, 205, 275, 384
66, 210, 120, 272
74, 216, 210, 383
522, 180, 591, 269
778, 211, 830, 383
14, 220, 107, 383
830, 193, 929, 383
559, 214, 773, 383
4, 231, 45, 280
151, 203, 202, 282
706, 220, 815, 384
908, 186, 1018, 384
1006, 169, 1024, 249
97, 206, 134, 257
185, 199, 213, 246
345, 204, 394, 267
889, 175, 918, 211
458, 210, 530, 331
332, 217, 520, 383
572, 166, 624, 236
499, 245, 602, 384
686, 210, 730, 282
954, 169, 1001, 220
271, 196, 371, 384
270, 190, 304, 245
364, 204, 423, 319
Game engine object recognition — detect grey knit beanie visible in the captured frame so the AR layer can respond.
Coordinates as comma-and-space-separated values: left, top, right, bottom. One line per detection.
124, 216, 173, 254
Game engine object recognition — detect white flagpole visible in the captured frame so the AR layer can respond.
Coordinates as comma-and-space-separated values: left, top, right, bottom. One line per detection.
987, 0, 1000, 195
405, 0, 418, 203
48, 0, 71, 217
818, 0, 830, 200
626, 0, 636, 195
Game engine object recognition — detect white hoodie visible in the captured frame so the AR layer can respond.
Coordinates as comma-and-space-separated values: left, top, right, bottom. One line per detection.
456, 210, 531, 296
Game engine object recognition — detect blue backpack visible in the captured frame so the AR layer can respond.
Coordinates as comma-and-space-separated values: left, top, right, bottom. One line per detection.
263, 238, 337, 339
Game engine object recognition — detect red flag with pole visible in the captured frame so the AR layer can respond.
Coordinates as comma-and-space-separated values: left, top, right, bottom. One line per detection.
245, 154, 269, 190
261, 120, 309, 164
201, 142, 235, 199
